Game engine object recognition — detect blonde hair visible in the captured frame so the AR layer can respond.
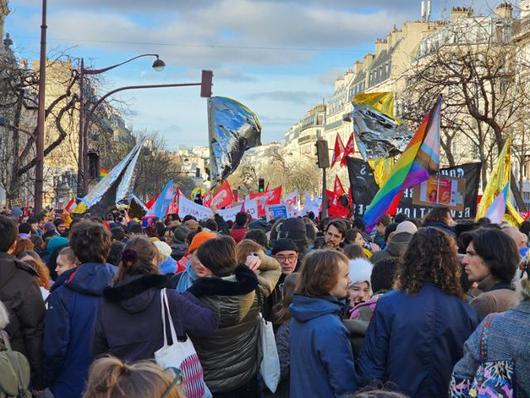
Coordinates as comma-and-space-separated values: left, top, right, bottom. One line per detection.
83, 356, 183, 398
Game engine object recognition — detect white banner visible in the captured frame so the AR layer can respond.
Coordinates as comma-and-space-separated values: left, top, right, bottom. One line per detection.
302, 193, 321, 216
217, 204, 243, 222
178, 196, 213, 220
242, 198, 259, 219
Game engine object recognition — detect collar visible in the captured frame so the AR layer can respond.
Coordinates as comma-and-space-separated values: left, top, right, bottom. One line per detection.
477, 274, 512, 292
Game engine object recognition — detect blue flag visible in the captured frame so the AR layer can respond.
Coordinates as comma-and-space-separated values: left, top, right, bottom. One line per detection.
147, 180, 175, 219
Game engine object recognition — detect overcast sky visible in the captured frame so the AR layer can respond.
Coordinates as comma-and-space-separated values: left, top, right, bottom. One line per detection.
5, 0, 506, 149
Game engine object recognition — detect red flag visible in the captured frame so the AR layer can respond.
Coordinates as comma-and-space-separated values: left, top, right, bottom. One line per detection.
326, 190, 349, 218
211, 180, 235, 209
249, 186, 282, 217
166, 188, 182, 215
333, 175, 346, 197
331, 134, 345, 168
386, 191, 403, 216
340, 133, 355, 166
203, 191, 213, 208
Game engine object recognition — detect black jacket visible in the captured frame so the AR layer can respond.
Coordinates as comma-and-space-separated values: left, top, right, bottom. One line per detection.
0, 252, 45, 387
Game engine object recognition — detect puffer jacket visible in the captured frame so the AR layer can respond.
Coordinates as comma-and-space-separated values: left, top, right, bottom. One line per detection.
0, 252, 45, 387
188, 265, 260, 393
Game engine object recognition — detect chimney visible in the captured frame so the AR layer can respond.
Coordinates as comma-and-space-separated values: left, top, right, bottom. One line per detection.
495, 2, 513, 19
363, 53, 375, 69
353, 61, 363, 74
450, 6, 473, 22
375, 38, 387, 56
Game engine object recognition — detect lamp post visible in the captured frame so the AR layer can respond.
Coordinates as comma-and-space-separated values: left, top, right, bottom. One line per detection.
77, 54, 166, 197
35, 0, 47, 213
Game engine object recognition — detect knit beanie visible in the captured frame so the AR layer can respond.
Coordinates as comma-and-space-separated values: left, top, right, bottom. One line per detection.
271, 238, 299, 255
186, 231, 217, 255
153, 240, 172, 259
348, 258, 373, 285
173, 225, 191, 243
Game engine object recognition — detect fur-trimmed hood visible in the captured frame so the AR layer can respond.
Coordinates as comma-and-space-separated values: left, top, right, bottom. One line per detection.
188, 265, 258, 297
103, 274, 169, 314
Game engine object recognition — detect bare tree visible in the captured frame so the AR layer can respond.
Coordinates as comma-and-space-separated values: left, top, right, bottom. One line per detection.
400, 13, 528, 190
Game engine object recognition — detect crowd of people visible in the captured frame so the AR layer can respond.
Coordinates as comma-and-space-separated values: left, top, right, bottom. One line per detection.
0, 204, 529, 398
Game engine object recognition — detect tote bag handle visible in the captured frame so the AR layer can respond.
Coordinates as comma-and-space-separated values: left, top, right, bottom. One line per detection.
160, 288, 178, 346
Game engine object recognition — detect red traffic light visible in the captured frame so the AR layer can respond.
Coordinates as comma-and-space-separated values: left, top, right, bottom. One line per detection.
201, 70, 213, 98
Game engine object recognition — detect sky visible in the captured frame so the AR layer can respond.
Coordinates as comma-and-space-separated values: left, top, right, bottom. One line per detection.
5, 0, 504, 150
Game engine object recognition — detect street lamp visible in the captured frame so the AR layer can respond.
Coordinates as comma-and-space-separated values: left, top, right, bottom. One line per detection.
77, 54, 166, 196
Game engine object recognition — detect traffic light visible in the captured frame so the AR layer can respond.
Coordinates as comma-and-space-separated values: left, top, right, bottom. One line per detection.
201, 70, 213, 98
315, 139, 330, 168
258, 177, 265, 192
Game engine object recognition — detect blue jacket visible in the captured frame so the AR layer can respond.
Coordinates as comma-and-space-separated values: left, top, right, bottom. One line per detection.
359, 284, 479, 398
289, 295, 358, 398
43, 263, 116, 398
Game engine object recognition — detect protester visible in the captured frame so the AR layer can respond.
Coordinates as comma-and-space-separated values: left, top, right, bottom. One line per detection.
235, 239, 281, 297
0, 215, 45, 388
359, 227, 479, 397
244, 228, 269, 250
43, 220, 116, 398
16, 250, 51, 301
188, 236, 263, 397
230, 212, 249, 243
13, 237, 34, 256
373, 215, 391, 248
451, 277, 530, 396
92, 236, 218, 361
347, 257, 373, 307
83, 356, 184, 398
170, 224, 190, 261
265, 238, 300, 321
343, 243, 367, 260
323, 219, 347, 249
422, 206, 455, 236
153, 240, 178, 274
370, 220, 416, 265
272, 272, 299, 398
55, 246, 78, 276
169, 230, 217, 292
461, 227, 520, 319
289, 249, 358, 398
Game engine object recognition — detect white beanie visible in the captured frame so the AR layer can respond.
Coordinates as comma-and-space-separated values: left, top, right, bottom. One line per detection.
396, 220, 418, 235
348, 258, 373, 285
153, 240, 172, 259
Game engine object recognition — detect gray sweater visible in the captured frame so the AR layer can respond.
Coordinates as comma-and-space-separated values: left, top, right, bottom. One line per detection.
452, 300, 530, 396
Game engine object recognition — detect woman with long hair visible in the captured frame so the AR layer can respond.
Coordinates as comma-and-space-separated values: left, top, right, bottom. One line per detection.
359, 227, 479, 398
92, 235, 218, 362
17, 250, 51, 301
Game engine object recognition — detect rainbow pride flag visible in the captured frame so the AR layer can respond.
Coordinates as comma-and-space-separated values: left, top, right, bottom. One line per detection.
363, 96, 441, 231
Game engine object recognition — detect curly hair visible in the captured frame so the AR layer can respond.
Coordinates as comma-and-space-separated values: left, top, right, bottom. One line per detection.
394, 227, 464, 298
70, 220, 111, 264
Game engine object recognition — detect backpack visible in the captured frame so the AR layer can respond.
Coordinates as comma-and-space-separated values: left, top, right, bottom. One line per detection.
0, 330, 32, 398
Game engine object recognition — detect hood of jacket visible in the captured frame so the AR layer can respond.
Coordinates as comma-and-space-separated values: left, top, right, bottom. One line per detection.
187, 265, 258, 297
386, 232, 413, 257
289, 295, 346, 323
0, 252, 37, 289
103, 274, 169, 314
65, 262, 116, 296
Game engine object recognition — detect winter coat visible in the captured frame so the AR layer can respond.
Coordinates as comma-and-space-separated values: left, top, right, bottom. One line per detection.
273, 321, 291, 398
422, 221, 456, 236
0, 252, 45, 387
43, 262, 116, 398
188, 265, 260, 394
370, 232, 412, 265
92, 274, 219, 362
470, 275, 520, 320
159, 256, 177, 274
170, 241, 187, 262
452, 300, 530, 396
359, 284, 479, 398
255, 253, 281, 298
289, 295, 358, 398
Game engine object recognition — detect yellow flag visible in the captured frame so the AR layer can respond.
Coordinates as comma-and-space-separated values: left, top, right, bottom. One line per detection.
368, 158, 396, 188
72, 202, 88, 214
475, 137, 523, 225
353, 92, 395, 119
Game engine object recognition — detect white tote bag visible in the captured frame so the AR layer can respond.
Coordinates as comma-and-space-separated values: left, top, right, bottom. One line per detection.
154, 289, 211, 398
259, 313, 281, 393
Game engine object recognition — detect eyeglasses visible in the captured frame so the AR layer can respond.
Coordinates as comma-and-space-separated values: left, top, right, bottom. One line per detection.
275, 254, 298, 262
161, 367, 183, 398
